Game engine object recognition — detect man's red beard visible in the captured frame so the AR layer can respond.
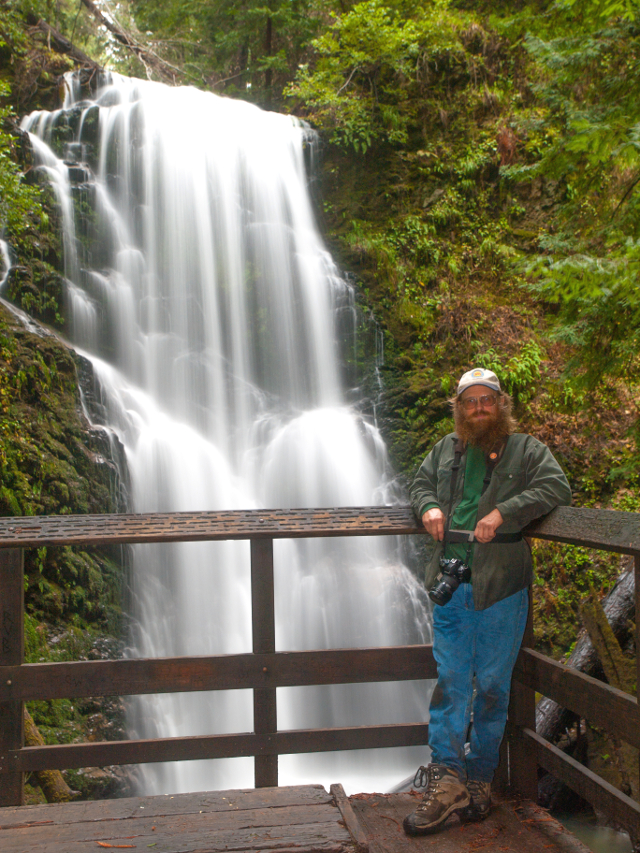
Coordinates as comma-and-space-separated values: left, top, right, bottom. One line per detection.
453, 397, 516, 452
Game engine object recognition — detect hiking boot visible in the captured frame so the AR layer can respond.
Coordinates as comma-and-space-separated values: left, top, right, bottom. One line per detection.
459, 779, 492, 822
403, 764, 470, 836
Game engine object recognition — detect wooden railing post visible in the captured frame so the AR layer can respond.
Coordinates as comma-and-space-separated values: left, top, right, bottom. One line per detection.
493, 725, 509, 793
0, 548, 24, 806
251, 537, 278, 788
506, 586, 538, 800
635, 554, 640, 808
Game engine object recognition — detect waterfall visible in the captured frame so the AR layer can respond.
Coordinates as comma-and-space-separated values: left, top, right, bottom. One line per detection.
21, 73, 432, 795
0, 240, 10, 288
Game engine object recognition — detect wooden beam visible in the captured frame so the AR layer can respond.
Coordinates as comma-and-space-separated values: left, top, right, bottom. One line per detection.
525, 505, 640, 555
635, 553, 640, 799
514, 647, 640, 749
0, 505, 637, 552
330, 783, 369, 853
506, 590, 537, 799
525, 727, 640, 839
11, 722, 430, 772
251, 538, 278, 788
0, 646, 436, 702
0, 507, 423, 549
0, 549, 24, 807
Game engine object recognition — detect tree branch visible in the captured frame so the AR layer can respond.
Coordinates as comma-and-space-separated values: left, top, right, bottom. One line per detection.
31, 19, 99, 68
79, 0, 182, 83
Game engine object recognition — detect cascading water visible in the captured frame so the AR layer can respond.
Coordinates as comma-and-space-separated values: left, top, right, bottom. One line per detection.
20, 72, 432, 795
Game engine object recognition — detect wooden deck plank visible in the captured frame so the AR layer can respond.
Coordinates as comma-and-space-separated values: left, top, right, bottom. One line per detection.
0, 785, 355, 853
2, 822, 352, 853
1, 802, 340, 838
0, 785, 333, 827
1, 807, 346, 852
0, 785, 597, 853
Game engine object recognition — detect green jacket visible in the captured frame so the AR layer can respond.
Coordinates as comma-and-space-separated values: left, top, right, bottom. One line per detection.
410, 432, 572, 610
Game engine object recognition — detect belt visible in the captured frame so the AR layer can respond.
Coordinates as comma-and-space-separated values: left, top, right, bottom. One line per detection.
446, 529, 523, 544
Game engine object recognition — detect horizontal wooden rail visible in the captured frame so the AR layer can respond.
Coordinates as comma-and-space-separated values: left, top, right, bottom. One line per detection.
0, 504, 636, 550
513, 648, 640, 749
0, 507, 423, 548
526, 505, 640, 555
10, 723, 431, 772
0, 646, 437, 702
524, 727, 640, 839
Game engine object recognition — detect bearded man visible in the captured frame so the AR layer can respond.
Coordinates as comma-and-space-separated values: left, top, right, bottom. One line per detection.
403, 367, 571, 836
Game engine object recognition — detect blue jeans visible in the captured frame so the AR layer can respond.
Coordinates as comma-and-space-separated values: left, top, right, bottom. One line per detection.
428, 584, 529, 782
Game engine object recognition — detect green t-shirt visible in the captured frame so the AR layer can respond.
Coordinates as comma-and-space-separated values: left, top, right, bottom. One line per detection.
445, 444, 486, 568
420, 444, 487, 570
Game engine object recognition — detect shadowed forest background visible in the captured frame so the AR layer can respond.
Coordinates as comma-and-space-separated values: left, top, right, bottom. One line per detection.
1, 0, 640, 805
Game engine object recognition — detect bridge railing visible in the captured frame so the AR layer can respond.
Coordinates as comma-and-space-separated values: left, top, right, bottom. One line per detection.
0, 505, 639, 841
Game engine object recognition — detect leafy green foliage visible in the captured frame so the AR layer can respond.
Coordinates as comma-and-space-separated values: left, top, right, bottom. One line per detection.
0, 87, 46, 237
128, 0, 325, 99
509, 20, 640, 395
475, 341, 543, 404
558, 0, 640, 23
287, 0, 472, 152
532, 538, 625, 658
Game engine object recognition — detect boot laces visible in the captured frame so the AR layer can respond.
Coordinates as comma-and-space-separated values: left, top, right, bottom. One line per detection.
413, 765, 429, 788
417, 766, 446, 808
467, 779, 488, 799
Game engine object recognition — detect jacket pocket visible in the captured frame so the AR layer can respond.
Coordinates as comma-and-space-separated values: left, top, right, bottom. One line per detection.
492, 467, 525, 500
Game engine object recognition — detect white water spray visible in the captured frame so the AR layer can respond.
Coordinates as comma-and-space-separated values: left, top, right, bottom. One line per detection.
22, 73, 432, 795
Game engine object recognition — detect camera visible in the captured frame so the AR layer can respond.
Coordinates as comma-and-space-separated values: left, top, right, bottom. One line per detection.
428, 556, 471, 606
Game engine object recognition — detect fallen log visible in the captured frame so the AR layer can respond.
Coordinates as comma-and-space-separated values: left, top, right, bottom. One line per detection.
29, 18, 99, 68
535, 564, 636, 813
536, 565, 636, 742
579, 589, 636, 799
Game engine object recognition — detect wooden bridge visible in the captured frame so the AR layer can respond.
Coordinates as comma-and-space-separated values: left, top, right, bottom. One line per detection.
1, 504, 639, 852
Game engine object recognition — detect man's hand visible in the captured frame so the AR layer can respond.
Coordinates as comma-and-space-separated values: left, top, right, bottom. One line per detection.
421, 507, 446, 542
474, 509, 504, 543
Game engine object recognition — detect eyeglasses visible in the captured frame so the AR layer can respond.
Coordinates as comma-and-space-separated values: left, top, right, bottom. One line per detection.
460, 394, 498, 410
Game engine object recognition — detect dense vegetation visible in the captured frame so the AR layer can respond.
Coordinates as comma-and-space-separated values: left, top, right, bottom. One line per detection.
1, 0, 639, 800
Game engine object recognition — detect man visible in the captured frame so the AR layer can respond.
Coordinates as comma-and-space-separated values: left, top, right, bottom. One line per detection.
403, 367, 571, 836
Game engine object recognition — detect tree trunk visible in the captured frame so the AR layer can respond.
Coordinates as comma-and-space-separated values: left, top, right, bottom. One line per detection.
30, 19, 99, 67
24, 708, 78, 803
264, 16, 273, 104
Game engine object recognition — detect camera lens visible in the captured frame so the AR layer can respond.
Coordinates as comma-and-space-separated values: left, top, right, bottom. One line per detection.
428, 573, 459, 606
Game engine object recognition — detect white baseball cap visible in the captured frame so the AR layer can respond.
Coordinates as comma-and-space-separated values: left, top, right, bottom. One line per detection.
456, 367, 501, 397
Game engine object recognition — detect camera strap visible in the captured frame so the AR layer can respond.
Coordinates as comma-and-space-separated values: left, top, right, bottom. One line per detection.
442, 438, 465, 553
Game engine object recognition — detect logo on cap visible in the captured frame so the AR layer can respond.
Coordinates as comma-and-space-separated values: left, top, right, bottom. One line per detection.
472, 369, 484, 377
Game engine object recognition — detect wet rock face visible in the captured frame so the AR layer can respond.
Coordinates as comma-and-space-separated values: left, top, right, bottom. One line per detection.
0, 302, 127, 624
